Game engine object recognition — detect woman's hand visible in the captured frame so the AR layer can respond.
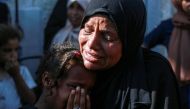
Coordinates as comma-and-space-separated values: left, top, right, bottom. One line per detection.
67, 86, 91, 109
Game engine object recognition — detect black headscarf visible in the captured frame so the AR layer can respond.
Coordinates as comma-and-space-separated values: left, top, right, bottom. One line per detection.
81, 0, 151, 109
81, 0, 146, 65
80, 1, 180, 109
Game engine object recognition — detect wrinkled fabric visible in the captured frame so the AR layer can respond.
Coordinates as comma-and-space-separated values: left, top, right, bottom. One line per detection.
90, 49, 180, 109
81, 0, 181, 109
51, 20, 80, 48
168, 10, 190, 84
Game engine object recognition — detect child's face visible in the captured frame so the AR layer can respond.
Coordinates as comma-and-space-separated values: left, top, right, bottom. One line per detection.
52, 64, 95, 109
182, 0, 190, 14
0, 38, 19, 65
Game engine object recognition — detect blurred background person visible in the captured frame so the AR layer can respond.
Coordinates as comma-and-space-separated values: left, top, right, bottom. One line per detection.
168, 0, 190, 108
0, 24, 36, 109
51, 0, 89, 48
44, 0, 67, 52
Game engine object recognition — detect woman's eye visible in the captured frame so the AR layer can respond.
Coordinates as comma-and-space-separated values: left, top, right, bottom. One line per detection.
103, 31, 119, 42
104, 34, 111, 41
103, 32, 114, 41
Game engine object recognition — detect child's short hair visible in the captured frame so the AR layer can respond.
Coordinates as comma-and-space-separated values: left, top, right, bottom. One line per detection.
0, 24, 22, 47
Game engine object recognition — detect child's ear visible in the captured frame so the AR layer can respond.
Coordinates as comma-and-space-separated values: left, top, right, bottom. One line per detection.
42, 71, 55, 88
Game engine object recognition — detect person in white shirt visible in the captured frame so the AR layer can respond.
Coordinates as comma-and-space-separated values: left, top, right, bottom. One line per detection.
0, 24, 36, 109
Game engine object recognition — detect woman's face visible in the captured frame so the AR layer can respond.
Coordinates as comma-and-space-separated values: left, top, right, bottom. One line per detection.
79, 14, 122, 70
0, 38, 19, 65
52, 64, 95, 109
182, 0, 190, 14
67, 2, 84, 28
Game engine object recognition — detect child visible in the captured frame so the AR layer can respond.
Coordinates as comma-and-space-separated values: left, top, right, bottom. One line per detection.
0, 24, 36, 109
23, 42, 95, 109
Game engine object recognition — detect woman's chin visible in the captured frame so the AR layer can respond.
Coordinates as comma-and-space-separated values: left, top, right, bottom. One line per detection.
84, 60, 103, 70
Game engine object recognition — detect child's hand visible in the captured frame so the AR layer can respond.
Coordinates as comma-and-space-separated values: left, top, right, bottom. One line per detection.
67, 87, 91, 109
4, 60, 20, 77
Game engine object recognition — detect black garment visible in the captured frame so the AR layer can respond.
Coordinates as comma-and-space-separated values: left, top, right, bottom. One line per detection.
44, 0, 67, 52
144, 18, 173, 49
0, 2, 10, 24
81, 0, 181, 108
91, 49, 180, 109
19, 104, 37, 109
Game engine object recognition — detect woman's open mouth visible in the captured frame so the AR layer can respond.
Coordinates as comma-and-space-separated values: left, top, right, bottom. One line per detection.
83, 50, 104, 63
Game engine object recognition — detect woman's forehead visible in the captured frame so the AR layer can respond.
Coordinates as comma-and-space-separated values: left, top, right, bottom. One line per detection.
85, 14, 116, 29
86, 14, 111, 23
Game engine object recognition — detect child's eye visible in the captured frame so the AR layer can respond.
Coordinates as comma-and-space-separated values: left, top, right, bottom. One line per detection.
84, 28, 92, 34
67, 83, 77, 89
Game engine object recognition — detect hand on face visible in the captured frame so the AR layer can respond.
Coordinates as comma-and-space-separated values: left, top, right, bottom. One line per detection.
53, 64, 95, 109
66, 86, 91, 109
4, 60, 20, 76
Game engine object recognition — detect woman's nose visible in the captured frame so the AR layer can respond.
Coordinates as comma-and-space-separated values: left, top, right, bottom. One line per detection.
87, 30, 101, 50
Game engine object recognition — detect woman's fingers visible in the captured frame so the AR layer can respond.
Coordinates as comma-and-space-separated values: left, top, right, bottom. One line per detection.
67, 90, 75, 109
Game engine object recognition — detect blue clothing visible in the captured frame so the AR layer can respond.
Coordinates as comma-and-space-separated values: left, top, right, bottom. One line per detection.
144, 18, 173, 49
0, 66, 36, 109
